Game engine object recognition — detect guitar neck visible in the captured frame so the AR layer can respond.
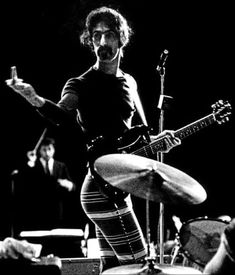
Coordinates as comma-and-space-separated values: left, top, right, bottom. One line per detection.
133, 113, 216, 158
174, 113, 216, 140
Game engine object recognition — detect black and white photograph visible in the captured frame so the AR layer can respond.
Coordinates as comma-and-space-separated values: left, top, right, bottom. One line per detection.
0, 1, 234, 274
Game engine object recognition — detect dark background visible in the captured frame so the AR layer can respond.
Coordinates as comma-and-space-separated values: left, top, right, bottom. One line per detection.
0, 0, 234, 243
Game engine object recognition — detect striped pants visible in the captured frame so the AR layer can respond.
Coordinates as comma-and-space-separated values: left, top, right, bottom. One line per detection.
80, 171, 147, 273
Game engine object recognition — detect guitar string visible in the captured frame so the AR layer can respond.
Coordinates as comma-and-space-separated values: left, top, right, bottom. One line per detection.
130, 113, 218, 158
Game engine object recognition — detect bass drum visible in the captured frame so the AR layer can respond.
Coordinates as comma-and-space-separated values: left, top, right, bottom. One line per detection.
178, 217, 228, 268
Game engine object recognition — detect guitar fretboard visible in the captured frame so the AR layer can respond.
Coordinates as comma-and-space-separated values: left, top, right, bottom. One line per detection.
132, 113, 216, 158
175, 113, 215, 139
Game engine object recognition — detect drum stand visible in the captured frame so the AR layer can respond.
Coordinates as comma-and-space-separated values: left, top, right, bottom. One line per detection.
144, 198, 164, 274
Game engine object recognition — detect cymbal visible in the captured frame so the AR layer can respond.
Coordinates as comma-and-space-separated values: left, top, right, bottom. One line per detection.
102, 263, 202, 274
94, 154, 207, 205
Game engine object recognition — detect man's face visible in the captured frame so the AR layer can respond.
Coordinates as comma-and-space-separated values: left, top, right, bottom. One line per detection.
92, 22, 120, 62
39, 144, 55, 161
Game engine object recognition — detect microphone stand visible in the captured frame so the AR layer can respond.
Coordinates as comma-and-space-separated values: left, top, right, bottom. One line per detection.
156, 50, 172, 264
10, 169, 18, 237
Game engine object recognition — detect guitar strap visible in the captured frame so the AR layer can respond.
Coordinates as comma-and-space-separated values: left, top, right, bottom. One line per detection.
132, 88, 149, 127
133, 90, 153, 145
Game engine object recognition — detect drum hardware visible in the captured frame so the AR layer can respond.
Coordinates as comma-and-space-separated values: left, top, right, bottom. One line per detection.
169, 216, 228, 272
102, 263, 202, 274
94, 154, 207, 205
94, 154, 206, 274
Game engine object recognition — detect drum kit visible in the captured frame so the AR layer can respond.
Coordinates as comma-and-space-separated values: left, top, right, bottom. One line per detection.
172, 217, 228, 270
93, 153, 224, 274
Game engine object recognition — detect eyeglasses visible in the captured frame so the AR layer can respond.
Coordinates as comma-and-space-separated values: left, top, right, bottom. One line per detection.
92, 30, 117, 43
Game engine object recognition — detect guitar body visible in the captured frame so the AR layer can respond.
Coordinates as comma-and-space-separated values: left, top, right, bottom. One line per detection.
117, 125, 151, 153
88, 125, 151, 201
87, 124, 150, 162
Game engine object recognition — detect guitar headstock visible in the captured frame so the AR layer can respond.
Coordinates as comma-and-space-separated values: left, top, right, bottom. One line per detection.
212, 100, 232, 124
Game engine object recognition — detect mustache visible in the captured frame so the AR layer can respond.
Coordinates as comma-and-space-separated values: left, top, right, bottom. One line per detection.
97, 45, 113, 59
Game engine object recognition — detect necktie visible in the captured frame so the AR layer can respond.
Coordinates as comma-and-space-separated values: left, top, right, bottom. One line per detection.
45, 160, 50, 175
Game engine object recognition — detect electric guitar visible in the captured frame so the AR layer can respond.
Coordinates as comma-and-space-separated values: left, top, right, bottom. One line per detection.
118, 99, 232, 158
88, 100, 232, 199
89, 100, 231, 159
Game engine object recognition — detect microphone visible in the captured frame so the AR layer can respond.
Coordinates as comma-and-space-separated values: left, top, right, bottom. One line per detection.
156, 49, 169, 71
11, 169, 19, 176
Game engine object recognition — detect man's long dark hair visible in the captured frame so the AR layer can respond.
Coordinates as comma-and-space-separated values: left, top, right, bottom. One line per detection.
80, 6, 133, 51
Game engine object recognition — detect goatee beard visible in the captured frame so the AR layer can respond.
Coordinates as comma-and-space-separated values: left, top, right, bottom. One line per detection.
97, 45, 113, 60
